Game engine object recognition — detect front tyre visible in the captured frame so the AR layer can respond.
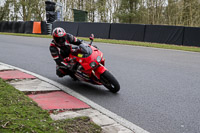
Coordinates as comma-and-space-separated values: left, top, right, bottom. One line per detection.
100, 70, 120, 93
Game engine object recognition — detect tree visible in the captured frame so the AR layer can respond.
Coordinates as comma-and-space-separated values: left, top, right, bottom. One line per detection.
0, 0, 199, 27
0, 0, 11, 21
182, 0, 200, 26
96, 0, 108, 22
85, 0, 96, 22
115, 0, 140, 24
32, 0, 45, 21
18, 0, 45, 21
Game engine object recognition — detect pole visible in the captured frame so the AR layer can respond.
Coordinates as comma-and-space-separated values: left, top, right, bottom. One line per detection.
56, 2, 63, 21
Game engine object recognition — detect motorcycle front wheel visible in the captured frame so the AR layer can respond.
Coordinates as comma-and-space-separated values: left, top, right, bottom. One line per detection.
100, 70, 120, 93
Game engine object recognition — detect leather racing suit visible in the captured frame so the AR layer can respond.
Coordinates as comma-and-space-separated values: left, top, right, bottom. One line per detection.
49, 33, 82, 77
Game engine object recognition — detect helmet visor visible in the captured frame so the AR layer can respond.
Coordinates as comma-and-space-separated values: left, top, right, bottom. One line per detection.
54, 36, 65, 44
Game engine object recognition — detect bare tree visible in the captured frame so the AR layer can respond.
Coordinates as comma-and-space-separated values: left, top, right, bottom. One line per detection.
0, 0, 199, 27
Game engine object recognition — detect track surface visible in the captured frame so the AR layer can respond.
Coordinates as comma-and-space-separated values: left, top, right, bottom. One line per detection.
1, 35, 200, 133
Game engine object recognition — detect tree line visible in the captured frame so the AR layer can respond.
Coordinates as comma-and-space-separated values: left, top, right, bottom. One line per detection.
0, 0, 199, 27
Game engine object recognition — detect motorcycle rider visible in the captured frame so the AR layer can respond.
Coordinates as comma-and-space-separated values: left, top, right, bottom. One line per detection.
49, 27, 83, 78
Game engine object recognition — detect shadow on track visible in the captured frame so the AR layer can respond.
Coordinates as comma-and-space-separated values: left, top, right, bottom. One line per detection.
54, 77, 120, 97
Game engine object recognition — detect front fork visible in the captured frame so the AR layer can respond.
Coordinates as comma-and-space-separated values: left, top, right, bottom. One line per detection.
92, 64, 107, 79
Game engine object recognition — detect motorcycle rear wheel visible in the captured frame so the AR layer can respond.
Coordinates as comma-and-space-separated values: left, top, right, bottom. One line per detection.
100, 70, 120, 93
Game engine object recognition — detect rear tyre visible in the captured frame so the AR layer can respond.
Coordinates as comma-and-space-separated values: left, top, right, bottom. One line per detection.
100, 70, 120, 93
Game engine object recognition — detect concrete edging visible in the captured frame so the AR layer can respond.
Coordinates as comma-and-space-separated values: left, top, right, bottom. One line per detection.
0, 62, 149, 133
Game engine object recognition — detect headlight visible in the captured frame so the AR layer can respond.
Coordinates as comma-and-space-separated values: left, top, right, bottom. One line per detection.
90, 62, 97, 68
96, 56, 101, 63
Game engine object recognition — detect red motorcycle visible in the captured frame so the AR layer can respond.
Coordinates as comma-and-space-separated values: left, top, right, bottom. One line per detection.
67, 34, 120, 93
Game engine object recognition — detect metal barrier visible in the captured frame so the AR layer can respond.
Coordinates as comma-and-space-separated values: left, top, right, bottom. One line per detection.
0, 21, 200, 47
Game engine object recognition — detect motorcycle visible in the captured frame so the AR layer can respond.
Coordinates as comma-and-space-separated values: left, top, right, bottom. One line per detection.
67, 34, 120, 93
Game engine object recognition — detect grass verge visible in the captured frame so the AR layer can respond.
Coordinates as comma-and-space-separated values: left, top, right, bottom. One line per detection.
0, 78, 101, 133
0, 32, 200, 53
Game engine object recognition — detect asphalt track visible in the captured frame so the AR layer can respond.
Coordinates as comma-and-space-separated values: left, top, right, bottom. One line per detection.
1, 35, 200, 133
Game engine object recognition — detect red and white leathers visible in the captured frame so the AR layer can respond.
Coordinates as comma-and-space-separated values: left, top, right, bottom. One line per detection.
49, 33, 82, 77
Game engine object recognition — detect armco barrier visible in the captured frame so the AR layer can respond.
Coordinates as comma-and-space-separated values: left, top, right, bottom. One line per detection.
24, 21, 33, 34
41, 21, 48, 35
52, 21, 79, 36
183, 27, 200, 47
77, 22, 110, 39
110, 23, 145, 41
12, 22, 19, 33
0, 22, 2, 32
144, 25, 184, 45
7, 21, 12, 32
1, 21, 8, 32
18, 21, 25, 33
1, 21, 200, 47
0, 21, 47, 34
7, 22, 14, 33
0, 21, 4, 32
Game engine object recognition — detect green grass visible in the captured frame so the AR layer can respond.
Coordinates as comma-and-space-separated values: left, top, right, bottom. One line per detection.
0, 78, 102, 133
1, 32, 200, 52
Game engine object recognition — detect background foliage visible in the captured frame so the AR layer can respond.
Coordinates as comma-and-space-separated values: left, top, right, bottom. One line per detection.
0, 0, 199, 27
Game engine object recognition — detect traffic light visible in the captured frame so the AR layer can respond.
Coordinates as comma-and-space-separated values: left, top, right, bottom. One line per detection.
45, 1, 56, 23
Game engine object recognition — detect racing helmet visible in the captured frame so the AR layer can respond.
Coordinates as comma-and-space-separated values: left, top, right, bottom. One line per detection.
52, 27, 67, 46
